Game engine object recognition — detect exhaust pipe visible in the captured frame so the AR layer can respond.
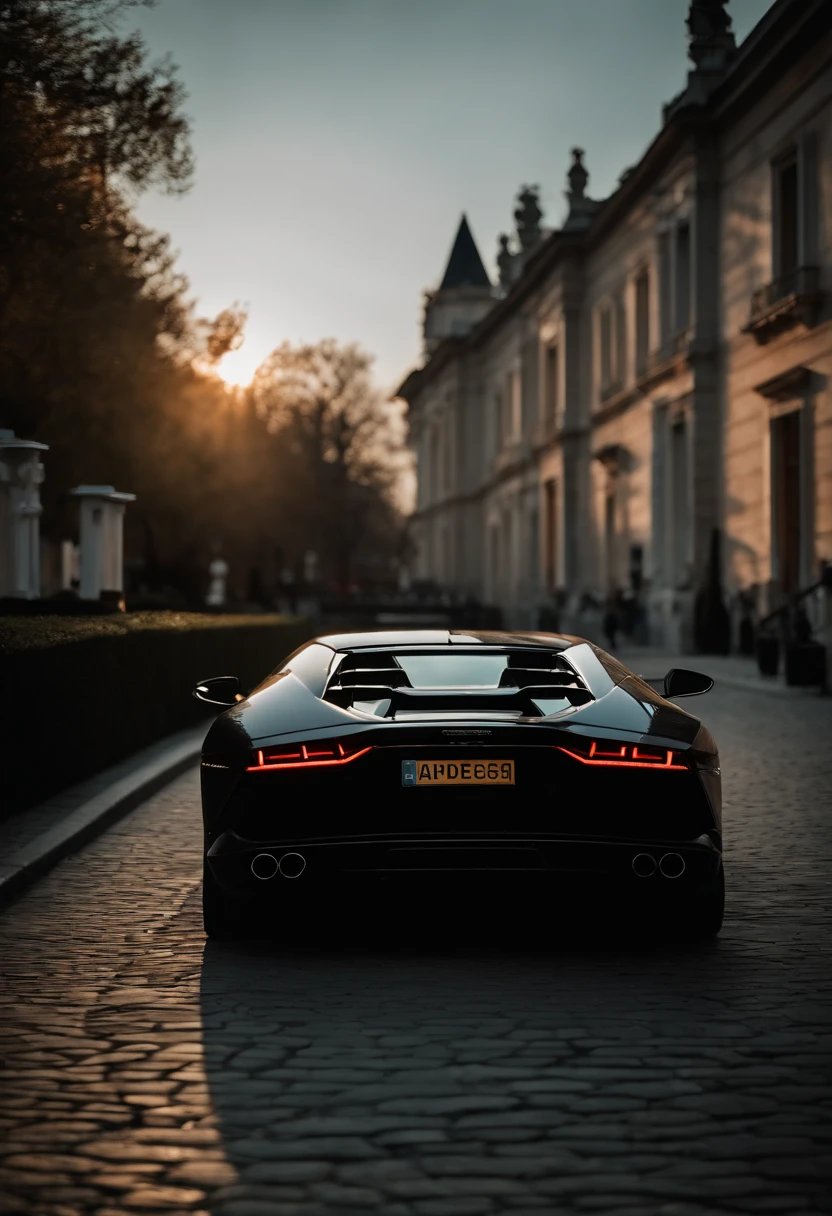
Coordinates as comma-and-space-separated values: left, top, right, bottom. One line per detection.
632, 853, 657, 878
659, 852, 685, 879
278, 852, 306, 879
251, 852, 279, 880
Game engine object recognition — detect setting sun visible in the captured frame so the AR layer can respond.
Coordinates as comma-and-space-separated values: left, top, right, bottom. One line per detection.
215, 344, 262, 387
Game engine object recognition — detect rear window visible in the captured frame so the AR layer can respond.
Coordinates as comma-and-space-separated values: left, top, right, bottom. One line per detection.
394, 653, 508, 688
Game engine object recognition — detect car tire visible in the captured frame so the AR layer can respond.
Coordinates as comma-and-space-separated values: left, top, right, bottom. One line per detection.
682, 863, 725, 940
202, 861, 249, 940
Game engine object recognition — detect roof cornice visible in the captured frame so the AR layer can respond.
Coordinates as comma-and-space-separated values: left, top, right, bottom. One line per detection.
395, 0, 830, 407
708, 0, 831, 123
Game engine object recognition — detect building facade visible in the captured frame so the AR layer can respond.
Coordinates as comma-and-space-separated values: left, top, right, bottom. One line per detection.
397, 0, 832, 664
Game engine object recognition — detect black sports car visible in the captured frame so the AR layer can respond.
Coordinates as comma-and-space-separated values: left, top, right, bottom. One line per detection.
194, 630, 723, 940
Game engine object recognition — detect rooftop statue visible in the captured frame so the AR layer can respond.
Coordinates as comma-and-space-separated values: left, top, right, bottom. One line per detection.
563, 148, 598, 232
567, 148, 588, 203
514, 185, 543, 253
687, 0, 736, 69
497, 233, 514, 290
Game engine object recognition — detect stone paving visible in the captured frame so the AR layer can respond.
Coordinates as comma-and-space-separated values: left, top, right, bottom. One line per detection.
1, 684, 832, 1215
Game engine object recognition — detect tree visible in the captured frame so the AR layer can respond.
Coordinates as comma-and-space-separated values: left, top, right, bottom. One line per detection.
251, 340, 405, 589
0, 0, 206, 583
0, 3, 404, 602
0, 0, 195, 443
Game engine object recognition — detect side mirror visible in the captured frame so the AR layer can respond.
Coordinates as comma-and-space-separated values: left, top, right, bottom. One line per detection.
663, 668, 714, 698
193, 675, 245, 707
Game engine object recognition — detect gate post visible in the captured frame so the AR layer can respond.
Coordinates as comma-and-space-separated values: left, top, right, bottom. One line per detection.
0, 430, 49, 600
70, 485, 136, 602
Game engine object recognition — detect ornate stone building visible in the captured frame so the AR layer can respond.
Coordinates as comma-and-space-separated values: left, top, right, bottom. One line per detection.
397, 0, 832, 663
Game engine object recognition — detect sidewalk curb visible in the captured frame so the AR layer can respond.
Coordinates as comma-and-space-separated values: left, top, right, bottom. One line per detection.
715, 676, 827, 695
712, 674, 824, 697
0, 730, 203, 908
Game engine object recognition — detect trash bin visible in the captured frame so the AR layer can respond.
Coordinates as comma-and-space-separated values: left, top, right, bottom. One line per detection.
756, 635, 779, 676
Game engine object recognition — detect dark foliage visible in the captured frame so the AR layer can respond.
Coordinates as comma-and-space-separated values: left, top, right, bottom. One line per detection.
0, 611, 313, 814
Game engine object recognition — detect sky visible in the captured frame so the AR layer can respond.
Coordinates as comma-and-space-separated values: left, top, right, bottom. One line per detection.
131, 0, 773, 393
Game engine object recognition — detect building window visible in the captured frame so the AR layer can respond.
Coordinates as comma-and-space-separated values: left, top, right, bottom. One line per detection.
774, 153, 799, 279
489, 522, 500, 598
675, 221, 691, 332
748, 137, 818, 338
496, 373, 520, 449
613, 290, 627, 387
658, 230, 672, 347
494, 390, 506, 452
442, 416, 451, 492
429, 427, 440, 502
543, 344, 559, 429
598, 294, 627, 399
657, 222, 693, 351
502, 507, 513, 593
635, 269, 650, 375
544, 478, 558, 592
599, 305, 612, 392
670, 417, 691, 587
771, 408, 802, 594
528, 508, 539, 585
510, 368, 522, 440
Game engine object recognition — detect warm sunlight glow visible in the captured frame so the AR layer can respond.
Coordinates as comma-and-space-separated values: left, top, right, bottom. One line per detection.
215, 345, 261, 387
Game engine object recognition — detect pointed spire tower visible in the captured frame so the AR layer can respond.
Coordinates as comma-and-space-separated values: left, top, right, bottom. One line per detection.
423, 215, 495, 357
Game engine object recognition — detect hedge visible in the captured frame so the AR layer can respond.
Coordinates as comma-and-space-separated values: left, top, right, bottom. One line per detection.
0, 612, 313, 818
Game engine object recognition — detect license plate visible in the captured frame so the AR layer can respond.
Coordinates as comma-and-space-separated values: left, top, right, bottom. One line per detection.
402, 759, 515, 786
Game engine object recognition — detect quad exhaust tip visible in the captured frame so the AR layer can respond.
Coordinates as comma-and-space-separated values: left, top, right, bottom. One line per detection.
251, 852, 279, 880
632, 852, 686, 878
278, 852, 306, 879
250, 851, 307, 880
659, 852, 685, 879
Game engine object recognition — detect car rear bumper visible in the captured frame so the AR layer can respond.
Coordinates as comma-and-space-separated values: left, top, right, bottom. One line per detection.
207, 830, 722, 899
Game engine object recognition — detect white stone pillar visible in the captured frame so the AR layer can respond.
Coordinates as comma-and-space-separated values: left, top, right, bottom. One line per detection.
70, 486, 136, 600
0, 431, 49, 600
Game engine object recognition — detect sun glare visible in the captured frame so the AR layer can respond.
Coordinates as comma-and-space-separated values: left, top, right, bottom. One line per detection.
215, 345, 262, 387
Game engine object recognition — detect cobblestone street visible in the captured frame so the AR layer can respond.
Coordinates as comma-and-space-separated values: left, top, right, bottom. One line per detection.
1, 683, 832, 1216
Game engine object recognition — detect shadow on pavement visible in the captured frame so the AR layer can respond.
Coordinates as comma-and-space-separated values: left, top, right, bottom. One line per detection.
194, 898, 830, 1215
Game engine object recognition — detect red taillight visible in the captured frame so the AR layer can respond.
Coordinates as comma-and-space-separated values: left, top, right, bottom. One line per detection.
555, 740, 686, 770
247, 739, 373, 772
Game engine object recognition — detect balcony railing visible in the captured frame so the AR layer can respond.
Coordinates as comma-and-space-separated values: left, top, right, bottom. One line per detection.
745, 265, 822, 344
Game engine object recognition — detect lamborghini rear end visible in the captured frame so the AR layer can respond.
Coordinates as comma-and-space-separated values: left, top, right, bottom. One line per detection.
196, 635, 723, 939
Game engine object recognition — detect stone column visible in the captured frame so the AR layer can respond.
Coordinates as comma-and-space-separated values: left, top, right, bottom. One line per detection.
689, 127, 724, 587
0, 431, 49, 600
70, 486, 136, 601
560, 262, 588, 603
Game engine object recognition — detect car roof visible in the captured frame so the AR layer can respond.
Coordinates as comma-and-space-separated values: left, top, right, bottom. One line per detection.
316, 629, 580, 652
